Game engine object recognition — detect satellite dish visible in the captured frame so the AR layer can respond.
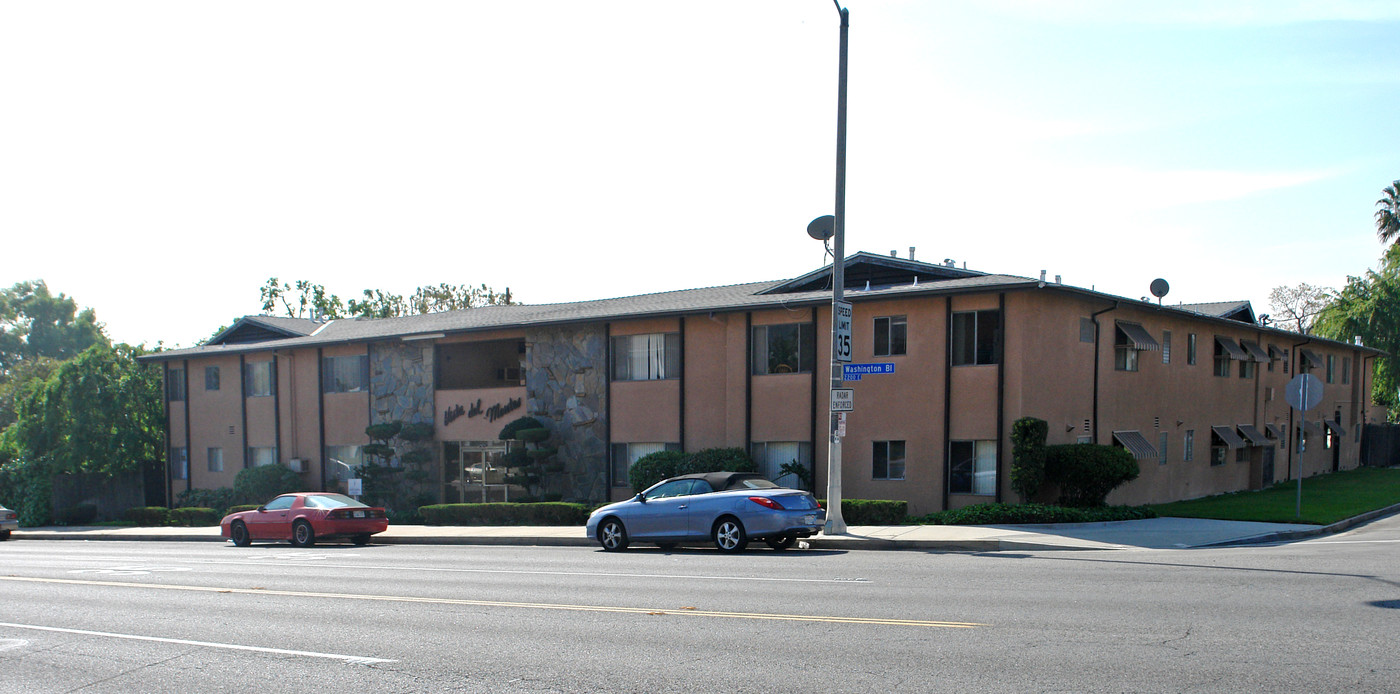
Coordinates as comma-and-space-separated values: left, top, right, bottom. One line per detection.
807, 215, 835, 241
1149, 278, 1170, 299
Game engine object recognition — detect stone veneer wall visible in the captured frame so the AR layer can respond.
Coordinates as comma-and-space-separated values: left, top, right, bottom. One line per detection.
369, 341, 437, 427
526, 324, 609, 503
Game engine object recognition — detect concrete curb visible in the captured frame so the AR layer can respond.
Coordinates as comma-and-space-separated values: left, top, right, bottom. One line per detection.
1197, 502, 1400, 547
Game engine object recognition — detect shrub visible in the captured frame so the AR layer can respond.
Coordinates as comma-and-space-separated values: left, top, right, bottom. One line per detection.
627, 447, 759, 492
176, 487, 236, 515
1010, 417, 1048, 502
0, 457, 52, 526
817, 499, 908, 525
680, 448, 756, 476
125, 506, 171, 525
627, 450, 689, 491
169, 507, 221, 526
498, 417, 546, 441
398, 422, 435, 442
419, 502, 590, 526
909, 502, 1157, 525
1045, 444, 1140, 507
55, 503, 98, 526
233, 464, 303, 505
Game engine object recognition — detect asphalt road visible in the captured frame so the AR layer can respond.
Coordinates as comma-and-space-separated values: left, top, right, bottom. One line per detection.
1, 515, 1398, 693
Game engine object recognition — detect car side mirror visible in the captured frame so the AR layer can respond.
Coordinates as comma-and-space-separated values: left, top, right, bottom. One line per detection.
256, 506, 266, 513
633, 493, 645, 504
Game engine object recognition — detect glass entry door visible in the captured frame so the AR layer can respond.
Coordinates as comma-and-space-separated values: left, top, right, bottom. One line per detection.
442, 441, 508, 503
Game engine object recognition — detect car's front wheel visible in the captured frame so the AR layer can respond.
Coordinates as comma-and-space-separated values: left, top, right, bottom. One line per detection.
229, 521, 251, 547
713, 517, 748, 553
765, 534, 796, 551
597, 518, 629, 552
291, 520, 316, 547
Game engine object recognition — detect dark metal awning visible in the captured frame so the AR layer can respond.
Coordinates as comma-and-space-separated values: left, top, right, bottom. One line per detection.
1322, 419, 1347, 436
1299, 348, 1324, 369
1117, 322, 1161, 351
1240, 340, 1270, 363
1268, 345, 1287, 361
1211, 425, 1247, 449
1264, 424, 1285, 440
1215, 336, 1248, 361
1112, 430, 1159, 459
1237, 424, 1270, 446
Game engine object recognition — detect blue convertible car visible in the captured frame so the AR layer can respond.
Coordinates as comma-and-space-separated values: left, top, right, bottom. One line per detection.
585, 472, 825, 552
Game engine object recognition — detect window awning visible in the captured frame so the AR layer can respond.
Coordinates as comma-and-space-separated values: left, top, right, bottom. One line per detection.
1211, 425, 1247, 449
1215, 337, 1248, 361
1112, 430, 1159, 460
1237, 424, 1270, 446
1240, 340, 1270, 363
1268, 345, 1287, 361
1117, 323, 1161, 351
1264, 424, 1285, 440
1322, 419, 1347, 436
1299, 348, 1324, 369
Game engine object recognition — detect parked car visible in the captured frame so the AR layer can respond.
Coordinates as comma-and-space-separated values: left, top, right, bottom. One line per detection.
585, 472, 824, 553
221, 492, 388, 547
0, 504, 17, 540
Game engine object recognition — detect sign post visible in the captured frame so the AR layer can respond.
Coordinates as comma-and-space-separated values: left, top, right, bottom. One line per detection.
1284, 373, 1324, 518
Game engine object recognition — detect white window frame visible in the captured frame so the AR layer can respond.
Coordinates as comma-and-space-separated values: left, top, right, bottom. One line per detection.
611, 333, 680, 381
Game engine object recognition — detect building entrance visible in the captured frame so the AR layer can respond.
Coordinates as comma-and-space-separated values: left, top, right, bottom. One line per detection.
442, 441, 509, 503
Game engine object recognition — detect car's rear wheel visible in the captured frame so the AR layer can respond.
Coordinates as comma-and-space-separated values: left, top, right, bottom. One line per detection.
291, 520, 316, 547
765, 534, 796, 551
351, 533, 371, 546
713, 517, 748, 553
598, 518, 629, 551
0, 531, 10, 541
229, 521, 251, 547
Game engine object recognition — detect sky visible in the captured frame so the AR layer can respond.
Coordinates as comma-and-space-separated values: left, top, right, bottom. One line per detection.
2, 1, 1397, 348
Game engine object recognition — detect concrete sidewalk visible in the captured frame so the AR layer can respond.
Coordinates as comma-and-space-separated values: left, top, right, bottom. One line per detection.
14, 508, 1393, 551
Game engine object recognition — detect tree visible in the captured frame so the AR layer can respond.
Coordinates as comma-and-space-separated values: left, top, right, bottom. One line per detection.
1377, 179, 1400, 245
1268, 283, 1332, 334
1314, 245, 1400, 419
410, 283, 513, 314
2, 343, 163, 477
257, 278, 513, 321
259, 278, 345, 319
0, 280, 107, 378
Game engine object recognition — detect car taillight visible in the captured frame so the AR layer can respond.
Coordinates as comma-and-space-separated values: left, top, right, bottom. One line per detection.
748, 496, 785, 510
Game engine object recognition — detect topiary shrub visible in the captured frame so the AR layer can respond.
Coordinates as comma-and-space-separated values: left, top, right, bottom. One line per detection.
169, 507, 221, 527
125, 506, 171, 526
815, 498, 907, 526
1011, 417, 1049, 502
1044, 444, 1140, 507
233, 464, 303, 505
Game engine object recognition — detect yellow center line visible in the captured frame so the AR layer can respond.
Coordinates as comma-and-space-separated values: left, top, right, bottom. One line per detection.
0, 575, 985, 629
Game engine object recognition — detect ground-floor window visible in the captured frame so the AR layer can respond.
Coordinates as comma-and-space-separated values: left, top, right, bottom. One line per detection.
751, 441, 812, 488
949, 440, 996, 495
248, 446, 278, 468
611, 442, 681, 487
207, 447, 223, 473
872, 440, 906, 481
171, 447, 188, 480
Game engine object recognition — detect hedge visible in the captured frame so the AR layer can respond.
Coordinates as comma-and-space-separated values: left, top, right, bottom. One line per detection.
125, 506, 171, 526
169, 507, 221, 527
1045, 443, 1140, 507
627, 447, 757, 491
817, 499, 907, 526
419, 502, 590, 526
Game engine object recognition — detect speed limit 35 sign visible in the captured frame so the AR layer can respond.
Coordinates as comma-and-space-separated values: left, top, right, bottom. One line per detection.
834, 300, 853, 363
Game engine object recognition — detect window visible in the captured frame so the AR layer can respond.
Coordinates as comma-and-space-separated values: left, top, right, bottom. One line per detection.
1210, 444, 1228, 466
752, 323, 816, 375
610, 442, 681, 487
1213, 340, 1231, 378
205, 366, 220, 391
166, 368, 186, 401
951, 310, 1000, 366
872, 440, 906, 481
1187, 333, 1197, 365
263, 495, 295, 511
611, 333, 680, 381
171, 447, 188, 480
1159, 432, 1169, 464
245, 361, 273, 397
436, 340, 526, 389
751, 441, 813, 488
1342, 357, 1351, 384
949, 440, 995, 495
1183, 430, 1194, 462
325, 445, 365, 480
248, 446, 278, 468
1114, 325, 1140, 372
1162, 331, 1172, 364
322, 355, 369, 393
207, 447, 223, 473
874, 316, 907, 356
1239, 357, 1256, 379
646, 479, 700, 499
1326, 355, 1336, 384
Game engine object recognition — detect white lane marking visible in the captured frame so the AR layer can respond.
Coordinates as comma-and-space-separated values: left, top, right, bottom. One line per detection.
69, 566, 193, 577
0, 622, 394, 665
195, 559, 870, 584
242, 554, 357, 561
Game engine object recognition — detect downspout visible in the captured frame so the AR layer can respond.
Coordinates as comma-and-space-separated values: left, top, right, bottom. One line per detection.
239, 355, 248, 469
678, 317, 686, 450
995, 293, 1005, 504
810, 306, 819, 493
182, 360, 191, 495
1090, 302, 1120, 444
163, 362, 172, 507
745, 312, 753, 455
272, 355, 282, 466
316, 348, 326, 489
604, 323, 612, 492
1288, 337, 1313, 482
941, 298, 952, 511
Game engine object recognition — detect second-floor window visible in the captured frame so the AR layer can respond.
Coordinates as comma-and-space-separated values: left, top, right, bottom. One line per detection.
245, 361, 273, 397
166, 368, 186, 402
752, 323, 816, 375
951, 310, 1000, 366
874, 316, 907, 356
322, 355, 370, 393
611, 333, 680, 381
204, 366, 220, 391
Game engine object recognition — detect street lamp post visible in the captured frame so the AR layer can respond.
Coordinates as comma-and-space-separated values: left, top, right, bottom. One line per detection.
825, 0, 850, 535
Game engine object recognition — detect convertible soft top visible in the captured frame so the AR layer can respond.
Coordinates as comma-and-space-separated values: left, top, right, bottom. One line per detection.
666, 471, 779, 492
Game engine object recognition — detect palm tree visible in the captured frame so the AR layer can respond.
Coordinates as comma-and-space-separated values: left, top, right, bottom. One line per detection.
1378, 180, 1400, 244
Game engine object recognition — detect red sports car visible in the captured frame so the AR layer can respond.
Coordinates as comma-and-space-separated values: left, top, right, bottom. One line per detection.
221, 492, 388, 547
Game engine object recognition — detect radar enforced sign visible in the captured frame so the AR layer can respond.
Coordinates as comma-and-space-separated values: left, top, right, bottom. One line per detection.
831, 388, 854, 412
